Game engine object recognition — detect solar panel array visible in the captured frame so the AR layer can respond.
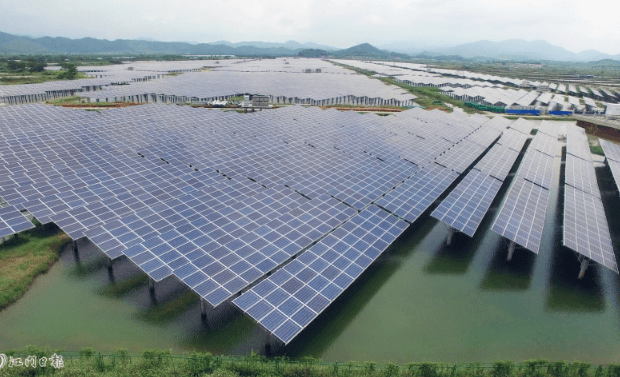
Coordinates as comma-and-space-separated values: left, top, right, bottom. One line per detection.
376, 163, 459, 223
497, 129, 529, 152
0, 103, 493, 338
491, 129, 558, 253
509, 118, 534, 135
530, 133, 561, 157
564, 186, 617, 271
431, 170, 502, 236
431, 120, 523, 237
491, 178, 549, 253
563, 126, 617, 273
233, 205, 408, 343
600, 139, 620, 195
0, 205, 35, 237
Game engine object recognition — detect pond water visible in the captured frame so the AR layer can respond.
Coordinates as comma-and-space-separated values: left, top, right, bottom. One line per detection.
1, 126, 620, 364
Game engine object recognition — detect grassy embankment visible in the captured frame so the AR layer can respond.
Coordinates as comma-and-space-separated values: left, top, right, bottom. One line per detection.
0, 222, 70, 311
0, 70, 90, 85
0, 346, 617, 377
332, 62, 484, 115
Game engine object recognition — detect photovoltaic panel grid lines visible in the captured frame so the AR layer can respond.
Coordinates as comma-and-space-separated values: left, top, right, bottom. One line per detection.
474, 145, 519, 181
600, 139, 620, 195
565, 154, 601, 198
564, 186, 617, 272
600, 139, 620, 163
233, 205, 409, 344
431, 170, 502, 237
491, 178, 549, 253
0, 205, 35, 237
0, 103, 489, 310
562, 126, 616, 273
519, 150, 555, 189
376, 163, 459, 223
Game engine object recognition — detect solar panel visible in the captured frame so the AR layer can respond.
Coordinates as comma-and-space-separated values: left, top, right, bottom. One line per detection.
465, 127, 501, 148
491, 178, 549, 253
376, 163, 459, 223
435, 140, 486, 174
0, 103, 488, 310
565, 154, 601, 198
518, 150, 556, 189
537, 121, 560, 139
607, 159, 620, 196
529, 133, 560, 157
496, 129, 528, 152
232, 205, 409, 344
566, 132, 592, 162
600, 139, 620, 163
431, 170, 502, 237
563, 185, 617, 272
509, 118, 534, 135
474, 144, 520, 181
0, 205, 35, 237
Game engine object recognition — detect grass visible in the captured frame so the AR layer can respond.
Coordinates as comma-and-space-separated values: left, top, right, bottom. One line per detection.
0, 346, 615, 377
46, 95, 85, 105
590, 145, 604, 156
331, 62, 484, 115
0, 70, 90, 85
0, 222, 70, 311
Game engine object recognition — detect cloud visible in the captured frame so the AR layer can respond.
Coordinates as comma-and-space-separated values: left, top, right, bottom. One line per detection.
0, 0, 619, 54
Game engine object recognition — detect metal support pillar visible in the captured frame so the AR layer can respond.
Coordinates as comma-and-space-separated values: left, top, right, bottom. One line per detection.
507, 241, 516, 261
446, 228, 455, 246
107, 257, 114, 280
14, 233, 19, 241
148, 278, 156, 296
578, 258, 590, 279
264, 332, 272, 356
72, 240, 80, 262
200, 299, 207, 322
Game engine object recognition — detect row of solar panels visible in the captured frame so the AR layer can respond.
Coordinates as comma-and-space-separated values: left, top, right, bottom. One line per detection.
0, 104, 495, 345
1, 104, 619, 346
564, 128, 617, 271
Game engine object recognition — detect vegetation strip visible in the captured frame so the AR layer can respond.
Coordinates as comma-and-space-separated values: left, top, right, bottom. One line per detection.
0, 346, 616, 377
0, 223, 70, 311
331, 61, 484, 114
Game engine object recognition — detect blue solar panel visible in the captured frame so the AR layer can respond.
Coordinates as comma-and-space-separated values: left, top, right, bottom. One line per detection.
432, 170, 502, 237
233, 205, 408, 344
376, 163, 459, 223
491, 178, 549, 253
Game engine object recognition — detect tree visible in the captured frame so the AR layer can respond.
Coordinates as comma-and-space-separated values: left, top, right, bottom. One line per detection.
58, 63, 78, 79
7, 60, 25, 72
27, 60, 47, 72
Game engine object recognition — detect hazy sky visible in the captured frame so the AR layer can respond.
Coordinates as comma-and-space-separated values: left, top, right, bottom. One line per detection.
2, 0, 619, 54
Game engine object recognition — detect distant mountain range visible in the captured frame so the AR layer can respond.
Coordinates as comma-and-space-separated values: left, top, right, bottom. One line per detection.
209, 40, 338, 51
385, 39, 620, 62
0, 31, 618, 62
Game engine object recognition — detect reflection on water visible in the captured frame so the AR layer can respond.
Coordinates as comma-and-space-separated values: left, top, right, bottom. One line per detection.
2, 123, 620, 363
480, 246, 535, 291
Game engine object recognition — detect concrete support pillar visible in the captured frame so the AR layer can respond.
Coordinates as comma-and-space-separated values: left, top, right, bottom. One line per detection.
578, 258, 590, 279
446, 228, 454, 246
507, 241, 516, 261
